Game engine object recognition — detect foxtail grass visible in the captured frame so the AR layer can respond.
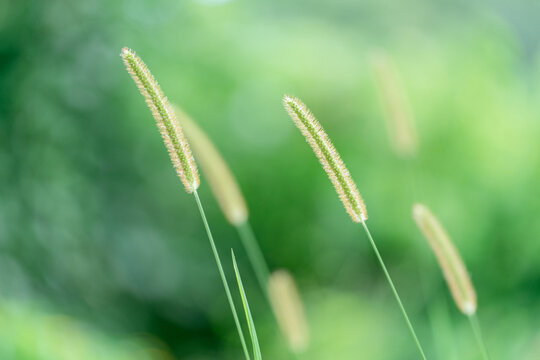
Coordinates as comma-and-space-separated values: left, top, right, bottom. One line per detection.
283, 95, 427, 359
283, 96, 367, 223
371, 51, 418, 158
268, 270, 310, 354
121, 48, 199, 193
174, 107, 271, 295
176, 107, 305, 357
121, 48, 250, 360
413, 203, 489, 360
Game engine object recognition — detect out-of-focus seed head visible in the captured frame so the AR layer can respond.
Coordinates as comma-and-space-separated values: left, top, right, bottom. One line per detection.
413, 203, 477, 315
268, 270, 310, 353
371, 51, 418, 158
174, 106, 248, 225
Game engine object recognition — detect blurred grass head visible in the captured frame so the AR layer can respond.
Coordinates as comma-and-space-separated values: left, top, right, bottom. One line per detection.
370, 51, 418, 158
413, 203, 477, 316
175, 105, 248, 225
268, 269, 310, 354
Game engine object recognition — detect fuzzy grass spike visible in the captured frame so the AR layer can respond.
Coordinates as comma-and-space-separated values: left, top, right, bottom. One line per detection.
283, 95, 367, 222
283, 95, 427, 359
122, 48, 249, 360
121, 48, 199, 193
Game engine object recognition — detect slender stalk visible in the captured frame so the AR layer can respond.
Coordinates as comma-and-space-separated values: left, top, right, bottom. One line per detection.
193, 190, 250, 360
236, 223, 300, 360
236, 221, 271, 296
469, 313, 490, 360
360, 221, 427, 360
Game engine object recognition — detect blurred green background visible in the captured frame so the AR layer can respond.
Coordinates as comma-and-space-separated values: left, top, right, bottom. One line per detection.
1, 0, 540, 359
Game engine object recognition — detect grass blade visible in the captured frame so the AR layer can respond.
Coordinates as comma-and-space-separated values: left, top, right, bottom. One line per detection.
232, 250, 262, 360
194, 192, 251, 360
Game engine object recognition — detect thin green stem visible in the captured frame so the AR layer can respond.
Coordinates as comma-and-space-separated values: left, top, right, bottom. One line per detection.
469, 313, 490, 360
236, 221, 271, 297
193, 190, 250, 360
236, 222, 299, 360
360, 221, 427, 360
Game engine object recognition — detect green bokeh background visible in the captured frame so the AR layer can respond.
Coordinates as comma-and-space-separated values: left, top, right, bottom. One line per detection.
1, 0, 540, 359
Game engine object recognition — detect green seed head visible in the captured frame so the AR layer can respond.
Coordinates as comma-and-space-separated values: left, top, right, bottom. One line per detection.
413, 203, 477, 316
121, 48, 199, 193
283, 95, 367, 222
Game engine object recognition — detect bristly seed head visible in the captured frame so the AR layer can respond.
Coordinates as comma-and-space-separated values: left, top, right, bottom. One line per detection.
413, 203, 477, 316
283, 95, 367, 222
121, 47, 199, 193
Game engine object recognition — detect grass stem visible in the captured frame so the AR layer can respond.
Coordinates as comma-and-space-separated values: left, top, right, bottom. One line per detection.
469, 313, 490, 360
193, 190, 250, 360
236, 223, 300, 360
236, 221, 271, 296
360, 221, 427, 360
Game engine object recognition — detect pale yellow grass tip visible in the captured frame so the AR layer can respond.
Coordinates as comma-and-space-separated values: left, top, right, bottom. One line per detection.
174, 106, 248, 225
413, 203, 477, 315
283, 95, 368, 222
268, 270, 310, 353
371, 51, 418, 157
121, 48, 199, 193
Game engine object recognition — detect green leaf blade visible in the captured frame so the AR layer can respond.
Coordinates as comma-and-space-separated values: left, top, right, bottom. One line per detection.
232, 250, 263, 360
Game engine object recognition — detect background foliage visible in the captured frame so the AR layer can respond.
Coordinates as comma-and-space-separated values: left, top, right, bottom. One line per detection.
1, 0, 540, 358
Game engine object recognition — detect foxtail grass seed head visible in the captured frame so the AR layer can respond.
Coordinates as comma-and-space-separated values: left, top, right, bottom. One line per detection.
268, 270, 310, 353
371, 52, 418, 157
174, 105, 248, 225
413, 203, 477, 315
283, 95, 367, 222
121, 48, 199, 193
